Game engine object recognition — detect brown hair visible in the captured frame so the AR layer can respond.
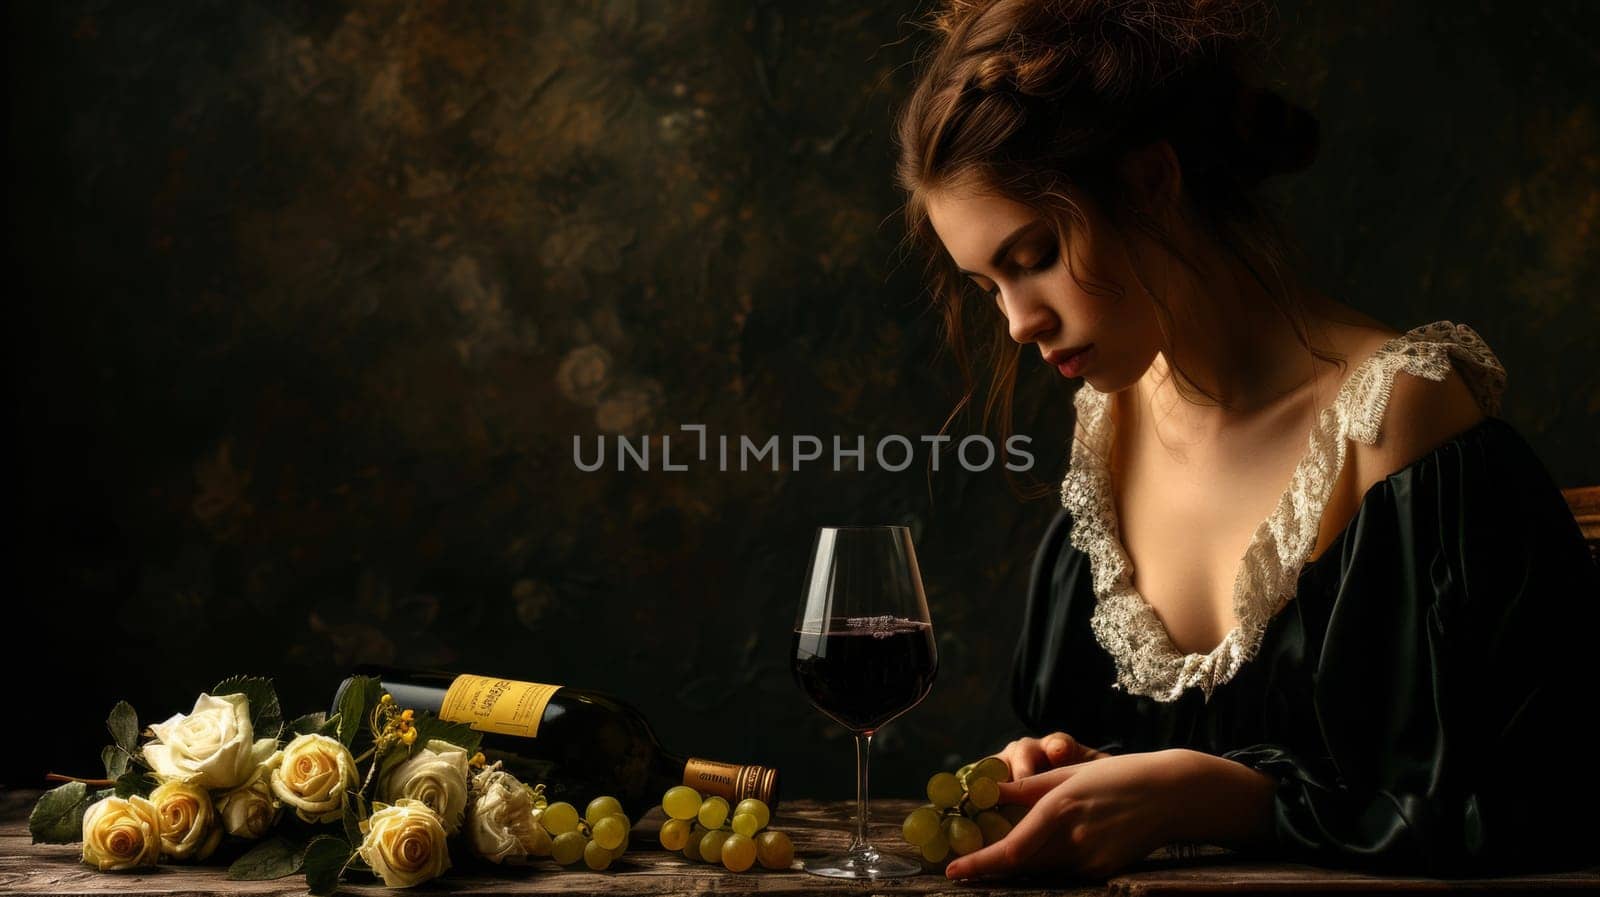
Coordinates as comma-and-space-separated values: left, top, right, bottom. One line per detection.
894, 0, 1335, 498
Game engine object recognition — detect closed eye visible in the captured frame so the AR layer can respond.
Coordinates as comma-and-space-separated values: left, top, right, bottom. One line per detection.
1016, 243, 1059, 273
970, 242, 1059, 301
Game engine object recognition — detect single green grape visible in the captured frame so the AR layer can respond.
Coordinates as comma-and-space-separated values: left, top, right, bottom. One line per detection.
755, 830, 794, 870
720, 832, 756, 872
681, 824, 707, 862
521, 822, 553, 856
699, 829, 731, 865
902, 806, 942, 847
966, 776, 1000, 810
542, 802, 580, 835
592, 814, 628, 851
956, 761, 976, 780
945, 816, 983, 856
730, 812, 761, 837
697, 796, 730, 830
550, 831, 587, 865
920, 830, 950, 863
927, 772, 963, 808
663, 786, 702, 821
583, 837, 613, 871
585, 795, 624, 825
733, 798, 771, 831
973, 756, 1012, 783
974, 810, 1012, 845
659, 817, 694, 851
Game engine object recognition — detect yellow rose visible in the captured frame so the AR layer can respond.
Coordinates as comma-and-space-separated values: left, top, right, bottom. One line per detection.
465, 765, 542, 863
143, 692, 278, 790
357, 799, 451, 888
214, 769, 282, 840
378, 739, 469, 835
265, 733, 358, 824
80, 795, 161, 872
149, 781, 222, 861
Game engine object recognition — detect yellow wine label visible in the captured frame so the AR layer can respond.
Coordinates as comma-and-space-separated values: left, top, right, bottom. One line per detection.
439, 674, 561, 738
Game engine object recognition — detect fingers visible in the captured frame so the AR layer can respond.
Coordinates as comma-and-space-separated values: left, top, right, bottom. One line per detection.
995, 765, 1079, 807
945, 789, 1061, 880
1000, 733, 1104, 781
1043, 732, 1104, 765
999, 739, 1051, 779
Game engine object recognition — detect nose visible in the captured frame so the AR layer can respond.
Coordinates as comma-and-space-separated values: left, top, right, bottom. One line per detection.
998, 284, 1058, 346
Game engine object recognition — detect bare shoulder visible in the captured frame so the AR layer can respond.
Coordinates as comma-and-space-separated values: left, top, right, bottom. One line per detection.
1346, 339, 1488, 490
1373, 362, 1486, 456
1308, 310, 1492, 540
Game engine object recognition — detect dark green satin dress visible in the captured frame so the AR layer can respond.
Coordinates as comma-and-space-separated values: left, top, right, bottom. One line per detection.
1011, 325, 1600, 877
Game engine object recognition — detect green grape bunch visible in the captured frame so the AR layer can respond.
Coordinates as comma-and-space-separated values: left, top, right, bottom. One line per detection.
659, 785, 794, 872
538, 795, 633, 871
901, 756, 1028, 865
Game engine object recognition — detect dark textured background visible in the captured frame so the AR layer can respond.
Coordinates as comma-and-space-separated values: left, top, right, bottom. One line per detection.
5, 1, 1597, 799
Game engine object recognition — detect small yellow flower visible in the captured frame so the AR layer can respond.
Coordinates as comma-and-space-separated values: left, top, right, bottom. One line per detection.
470, 752, 487, 769
401, 728, 418, 746
400, 709, 415, 722
381, 693, 394, 705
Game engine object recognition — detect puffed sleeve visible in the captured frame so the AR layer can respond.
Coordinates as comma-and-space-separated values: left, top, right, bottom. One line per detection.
1221, 418, 1600, 876
1010, 506, 1130, 756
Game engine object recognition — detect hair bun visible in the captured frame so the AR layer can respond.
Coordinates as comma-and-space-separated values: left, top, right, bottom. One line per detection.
1229, 86, 1320, 182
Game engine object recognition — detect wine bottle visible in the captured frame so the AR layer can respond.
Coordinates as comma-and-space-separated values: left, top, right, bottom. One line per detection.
331, 666, 780, 811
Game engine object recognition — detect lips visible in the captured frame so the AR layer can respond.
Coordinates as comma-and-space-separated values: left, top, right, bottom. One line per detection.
1043, 344, 1093, 378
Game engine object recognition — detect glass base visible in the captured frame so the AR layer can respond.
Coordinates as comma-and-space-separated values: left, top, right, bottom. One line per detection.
802, 846, 922, 879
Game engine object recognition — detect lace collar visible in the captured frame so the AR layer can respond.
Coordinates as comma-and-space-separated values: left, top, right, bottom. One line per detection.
1058, 321, 1508, 703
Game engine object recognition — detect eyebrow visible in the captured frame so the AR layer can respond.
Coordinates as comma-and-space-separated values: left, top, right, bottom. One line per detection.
956, 218, 1048, 278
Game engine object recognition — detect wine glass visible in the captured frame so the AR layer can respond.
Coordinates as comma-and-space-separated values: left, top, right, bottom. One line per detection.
792, 525, 938, 879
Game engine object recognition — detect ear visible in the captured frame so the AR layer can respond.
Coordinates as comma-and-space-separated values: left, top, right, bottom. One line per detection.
1115, 140, 1183, 219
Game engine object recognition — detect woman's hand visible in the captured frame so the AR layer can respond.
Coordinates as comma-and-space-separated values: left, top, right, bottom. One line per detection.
995, 731, 1109, 779
944, 748, 1277, 881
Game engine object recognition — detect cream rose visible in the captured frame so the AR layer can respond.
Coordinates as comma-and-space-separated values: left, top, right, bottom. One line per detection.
465, 765, 545, 863
81, 795, 162, 872
378, 739, 469, 835
149, 781, 222, 861
215, 769, 282, 840
143, 692, 277, 790
357, 799, 451, 888
265, 733, 359, 823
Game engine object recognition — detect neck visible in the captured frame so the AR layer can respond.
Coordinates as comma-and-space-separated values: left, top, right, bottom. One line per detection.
1146, 247, 1329, 420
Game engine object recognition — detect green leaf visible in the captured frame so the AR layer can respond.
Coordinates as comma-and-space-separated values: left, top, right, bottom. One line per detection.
101, 745, 128, 780
408, 712, 482, 759
335, 676, 383, 750
213, 675, 283, 741
114, 770, 156, 798
106, 701, 139, 754
29, 783, 92, 844
303, 835, 353, 896
288, 712, 328, 737
342, 792, 368, 847
227, 834, 307, 880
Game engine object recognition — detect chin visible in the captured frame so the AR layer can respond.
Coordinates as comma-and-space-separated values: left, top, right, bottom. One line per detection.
1078, 347, 1155, 396
1082, 367, 1139, 396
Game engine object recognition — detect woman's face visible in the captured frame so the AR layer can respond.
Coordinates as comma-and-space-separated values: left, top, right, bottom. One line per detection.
924, 187, 1164, 394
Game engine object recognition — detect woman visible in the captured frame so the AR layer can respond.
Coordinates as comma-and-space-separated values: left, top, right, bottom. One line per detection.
893, 0, 1600, 883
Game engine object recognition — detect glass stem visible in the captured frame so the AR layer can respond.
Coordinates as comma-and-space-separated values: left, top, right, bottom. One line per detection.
851, 732, 872, 853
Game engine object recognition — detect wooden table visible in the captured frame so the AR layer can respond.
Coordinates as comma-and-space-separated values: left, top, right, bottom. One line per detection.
4, 789, 1597, 895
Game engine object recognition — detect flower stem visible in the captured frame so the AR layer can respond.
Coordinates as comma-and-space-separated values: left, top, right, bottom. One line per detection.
46, 773, 114, 786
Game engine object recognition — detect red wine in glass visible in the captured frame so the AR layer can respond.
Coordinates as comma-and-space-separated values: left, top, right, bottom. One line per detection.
792, 617, 936, 733
792, 525, 938, 879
